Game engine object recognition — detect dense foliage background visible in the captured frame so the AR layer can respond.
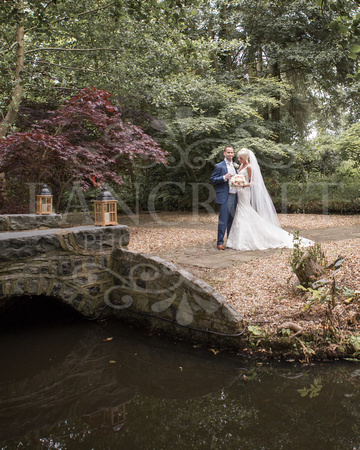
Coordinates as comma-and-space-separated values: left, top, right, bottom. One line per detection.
1, 0, 360, 214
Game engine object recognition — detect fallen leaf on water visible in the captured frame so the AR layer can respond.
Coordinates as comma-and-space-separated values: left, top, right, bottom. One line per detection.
210, 349, 220, 355
103, 337, 113, 341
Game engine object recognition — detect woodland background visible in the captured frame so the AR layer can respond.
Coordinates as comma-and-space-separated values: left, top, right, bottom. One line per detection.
1, 0, 360, 215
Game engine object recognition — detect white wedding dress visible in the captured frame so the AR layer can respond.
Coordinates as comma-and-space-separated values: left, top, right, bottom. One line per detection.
226, 167, 312, 251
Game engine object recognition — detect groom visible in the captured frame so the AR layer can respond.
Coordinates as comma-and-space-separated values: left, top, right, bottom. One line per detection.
210, 145, 238, 250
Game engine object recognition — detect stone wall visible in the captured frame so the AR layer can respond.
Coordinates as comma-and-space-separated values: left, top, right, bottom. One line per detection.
108, 249, 243, 340
0, 226, 129, 317
0, 213, 93, 231
0, 225, 243, 345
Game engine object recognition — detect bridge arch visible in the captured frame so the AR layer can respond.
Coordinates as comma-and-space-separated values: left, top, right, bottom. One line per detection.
0, 225, 243, 346
0, 294, 86, 331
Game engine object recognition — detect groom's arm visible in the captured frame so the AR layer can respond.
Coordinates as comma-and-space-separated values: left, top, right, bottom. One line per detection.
210, 163, 227, 185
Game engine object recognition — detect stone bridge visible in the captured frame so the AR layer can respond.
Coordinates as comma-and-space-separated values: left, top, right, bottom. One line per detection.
0, 221, 243, 346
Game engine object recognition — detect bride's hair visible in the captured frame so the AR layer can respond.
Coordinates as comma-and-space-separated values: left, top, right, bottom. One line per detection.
238, 148, 250, 161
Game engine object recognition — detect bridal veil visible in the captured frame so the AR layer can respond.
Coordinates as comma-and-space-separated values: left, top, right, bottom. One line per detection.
248, 149, 280, 227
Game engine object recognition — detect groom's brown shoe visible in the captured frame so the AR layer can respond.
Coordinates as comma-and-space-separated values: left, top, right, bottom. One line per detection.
217, 244, 225, 250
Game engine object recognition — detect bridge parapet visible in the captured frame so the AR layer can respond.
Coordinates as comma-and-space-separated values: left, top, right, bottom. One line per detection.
0, 213, 93, 231
109, 249, 242, 339
0, 226, 129, 316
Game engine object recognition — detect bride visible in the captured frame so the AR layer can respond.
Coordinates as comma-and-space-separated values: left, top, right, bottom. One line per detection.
226, 148, 313, 251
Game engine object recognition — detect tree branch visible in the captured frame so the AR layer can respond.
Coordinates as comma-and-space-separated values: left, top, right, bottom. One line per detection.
22, 85, 78, 91
25, 58, 117, 75
24, 2, 116, 33
8, 42, 19, 52
76, 1, 116, 17
25, 47, 120, 54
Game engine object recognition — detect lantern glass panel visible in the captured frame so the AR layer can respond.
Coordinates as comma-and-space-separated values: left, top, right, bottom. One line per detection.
36, 195, 53, 215
94, 200, 117, 226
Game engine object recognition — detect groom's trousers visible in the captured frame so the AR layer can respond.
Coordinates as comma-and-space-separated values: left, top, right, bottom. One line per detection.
217, 193, 237, 245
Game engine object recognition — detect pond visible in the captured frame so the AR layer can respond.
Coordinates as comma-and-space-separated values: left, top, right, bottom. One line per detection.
1, 296, 360, 449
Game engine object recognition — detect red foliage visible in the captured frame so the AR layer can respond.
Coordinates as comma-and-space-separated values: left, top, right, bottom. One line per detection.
0, 87, 167, 210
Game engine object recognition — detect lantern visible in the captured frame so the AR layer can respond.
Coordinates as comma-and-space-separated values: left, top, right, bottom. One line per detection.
94, 187, 118, 226
36, 184, 53, 215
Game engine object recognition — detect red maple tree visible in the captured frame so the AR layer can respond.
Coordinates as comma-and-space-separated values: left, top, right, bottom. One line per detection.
0, 87, 167, 212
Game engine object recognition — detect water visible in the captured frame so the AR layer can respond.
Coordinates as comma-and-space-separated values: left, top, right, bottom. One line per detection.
1, 297, 360, 449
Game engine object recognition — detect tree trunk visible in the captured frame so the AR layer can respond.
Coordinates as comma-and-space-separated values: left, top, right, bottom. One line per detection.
294, 251, 325, 287
0, 0, 25, 138
271, 61, 281, 143
256, 46, 262, 76
208, 21, 219, 72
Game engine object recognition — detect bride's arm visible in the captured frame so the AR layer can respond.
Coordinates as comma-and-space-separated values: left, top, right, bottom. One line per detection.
244, 164, 252, 187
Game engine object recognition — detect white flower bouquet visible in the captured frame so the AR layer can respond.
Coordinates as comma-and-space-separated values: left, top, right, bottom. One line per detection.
230, 173, 246, 189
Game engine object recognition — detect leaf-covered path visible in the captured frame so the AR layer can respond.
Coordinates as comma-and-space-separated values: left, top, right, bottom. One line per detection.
124, 212, 360, 359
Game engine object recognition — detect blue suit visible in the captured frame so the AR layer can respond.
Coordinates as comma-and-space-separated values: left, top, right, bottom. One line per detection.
210, 160, 238, 245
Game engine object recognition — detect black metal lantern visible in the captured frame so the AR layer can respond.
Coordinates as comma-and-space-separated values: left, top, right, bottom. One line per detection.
36, 184, 53, 215
94, 187, 117, 226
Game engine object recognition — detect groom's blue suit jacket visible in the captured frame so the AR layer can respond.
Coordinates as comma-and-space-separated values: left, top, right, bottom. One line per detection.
210, 160, 231, 205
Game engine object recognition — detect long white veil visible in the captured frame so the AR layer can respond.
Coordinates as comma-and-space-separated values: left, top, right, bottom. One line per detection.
249, 150, 280, 227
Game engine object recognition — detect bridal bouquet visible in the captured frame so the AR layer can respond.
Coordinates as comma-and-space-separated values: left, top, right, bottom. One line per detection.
230, 173, 246, 189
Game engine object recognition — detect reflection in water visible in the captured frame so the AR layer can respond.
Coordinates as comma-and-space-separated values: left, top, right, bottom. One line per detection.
0, 299, 360, 449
